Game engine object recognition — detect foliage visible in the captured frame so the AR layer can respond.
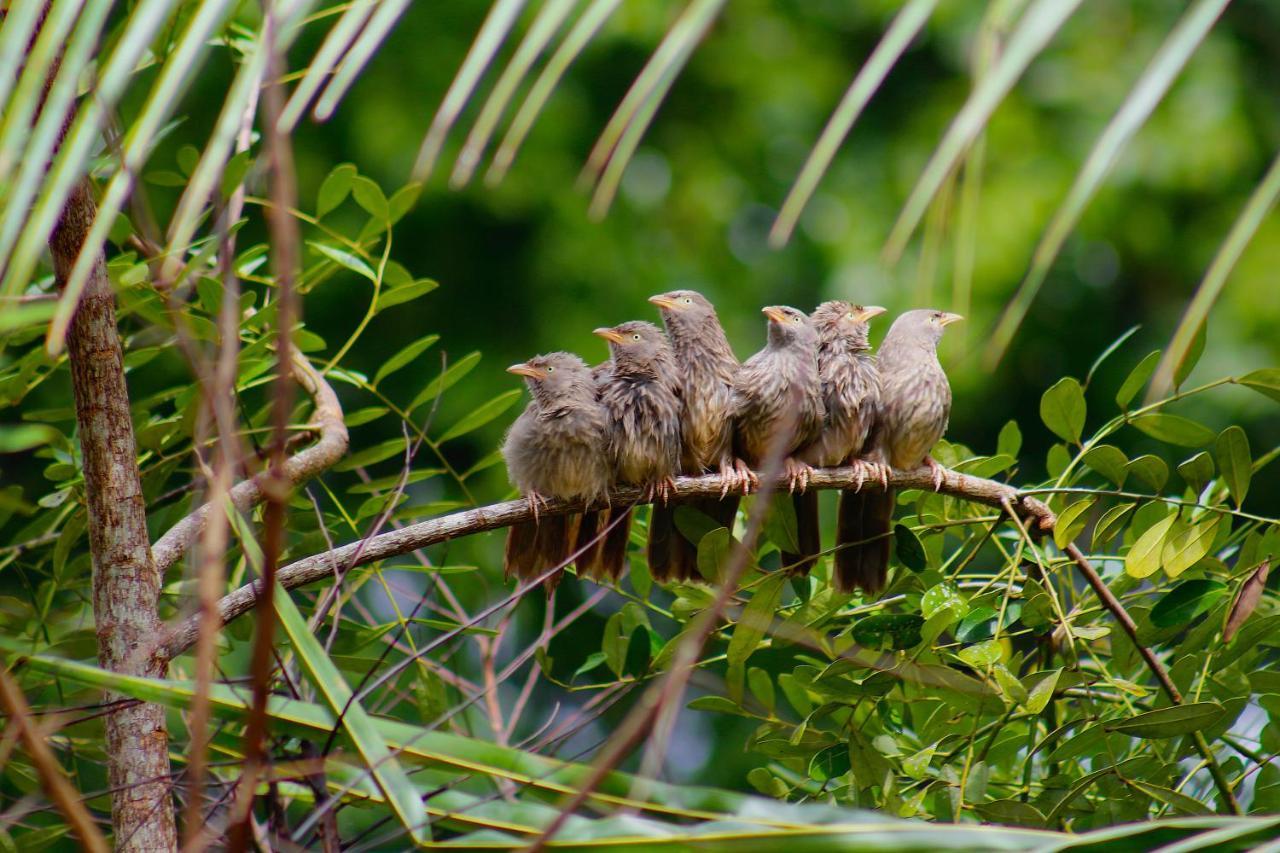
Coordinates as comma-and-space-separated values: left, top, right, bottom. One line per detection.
1, 0, 1279, 849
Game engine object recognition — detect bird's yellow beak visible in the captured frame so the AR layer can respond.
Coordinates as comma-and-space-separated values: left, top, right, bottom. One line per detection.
648, 294, 680, 310
507, 362, 545, 379
855, 305, 887, 323
593, 327, 626, 344
939, 312, 963, 327
762, 305, 789, 324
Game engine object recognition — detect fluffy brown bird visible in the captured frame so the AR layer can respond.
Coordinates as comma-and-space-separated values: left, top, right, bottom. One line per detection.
841, 309, 962, 593
731, 305, 824, 501
648, 290, 740, 581
790, 302, 885, 577
591, 321, 683, 580
502, 352, 611, 588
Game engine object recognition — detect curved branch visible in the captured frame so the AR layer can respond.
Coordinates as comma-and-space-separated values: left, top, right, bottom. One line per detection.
151, 354, 348, 574
161, 464, 1052, 660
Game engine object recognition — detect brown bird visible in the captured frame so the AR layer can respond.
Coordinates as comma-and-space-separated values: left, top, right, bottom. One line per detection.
790, 302, 886, 578
731, 305, 824, 511
648, 290, 740, 581
841, 309, 962, 593
591, 321, 683, 580
502, 352, 612, 588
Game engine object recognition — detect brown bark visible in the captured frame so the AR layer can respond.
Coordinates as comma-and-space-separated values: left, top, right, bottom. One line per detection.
52, 181, 178, 851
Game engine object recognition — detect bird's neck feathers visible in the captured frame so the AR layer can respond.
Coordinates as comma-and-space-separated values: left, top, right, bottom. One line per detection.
668, 315, 732, 362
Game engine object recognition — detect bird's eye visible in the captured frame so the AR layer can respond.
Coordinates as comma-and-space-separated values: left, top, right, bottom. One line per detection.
846, 311, 854, 320
682, 297, 692, 305
632, 333, 641, 341
792, 315, 801, 324
546, 366, 554, 372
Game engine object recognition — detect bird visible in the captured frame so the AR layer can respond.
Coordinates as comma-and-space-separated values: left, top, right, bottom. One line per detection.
790, 301, 886, 579
731, 306, 824, 554
591, 321, 683, 580
647, 290, 740, 581
840, 309, 962, 594
502, 352, 611, 589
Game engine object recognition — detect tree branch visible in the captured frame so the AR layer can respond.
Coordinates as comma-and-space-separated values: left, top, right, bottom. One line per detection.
150, 353, 348, 574
161, 464, 1053, 660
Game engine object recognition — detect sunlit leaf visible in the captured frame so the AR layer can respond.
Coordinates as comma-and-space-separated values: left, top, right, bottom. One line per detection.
1125, 511, 1177, 578
1161, 516, 1219, 578
1039, 377, 1086, 443
1130, 413, 1215, 447
1054, 498, 1095, 549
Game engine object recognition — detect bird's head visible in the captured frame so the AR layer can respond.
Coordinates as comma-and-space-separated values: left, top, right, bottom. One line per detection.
811, 301, 885, 349
886, 308, 963, 349
648, 289, 717, 329
507, 351, 592, 402
594, 321, 672, 373
762, 305, 815, 349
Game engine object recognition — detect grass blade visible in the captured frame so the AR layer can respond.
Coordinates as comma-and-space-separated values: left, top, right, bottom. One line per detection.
450, 0, 579, 188
1147, 147, 1280, 400
279, 0, 380, 132
585, 0, 725, 219
412, 0, 531, 182
770, 0, 938, 248
272, 583, 429, 843
882, 0, 1081, 264
487, 0, 622, 184
985, 0, 1231, 368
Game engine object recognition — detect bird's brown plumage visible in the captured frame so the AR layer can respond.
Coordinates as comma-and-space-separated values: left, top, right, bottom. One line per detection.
791, 302, 884, 579
591, 321, 683, 580
502, 352, 612, 588
648, 290, 740, 581
841, 309, 961, 593
732, 306, 823, 576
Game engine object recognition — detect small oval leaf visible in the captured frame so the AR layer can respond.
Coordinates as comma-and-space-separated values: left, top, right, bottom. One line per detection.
1105, 702, 1224, 739
1130, 413, 1215, 447
1040, 377, 1086, 443
1215, 426, 1251, 508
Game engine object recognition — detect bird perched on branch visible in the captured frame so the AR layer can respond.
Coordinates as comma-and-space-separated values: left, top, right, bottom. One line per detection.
648, 290, 740, 581
502, 352, 611, 589
591, 321, 683, 580
790, 301, 886, 579
731, 305, 823, 526
841, 309, 961, 593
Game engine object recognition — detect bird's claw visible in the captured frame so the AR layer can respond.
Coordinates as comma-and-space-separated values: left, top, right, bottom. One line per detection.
925, 456, 945, 492
526, 491, 550, 522
731, 459, 757, 495
644, 477, 678, 505
784, 458, 813, 494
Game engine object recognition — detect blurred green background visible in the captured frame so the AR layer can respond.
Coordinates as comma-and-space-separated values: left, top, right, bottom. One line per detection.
8, 0, 1280, 794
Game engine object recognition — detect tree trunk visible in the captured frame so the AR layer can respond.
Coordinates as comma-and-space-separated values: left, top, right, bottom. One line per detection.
51, 181, 178, 851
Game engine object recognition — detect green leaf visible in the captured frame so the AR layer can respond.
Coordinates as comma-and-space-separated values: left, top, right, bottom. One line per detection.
0, 424, 59, 453
1130, 413, 1215, 447
695, 527, 732, 584
851, 614, 924, 651
747, 666, 774, 715
1082, 445, 1129, 487
808, 743, 852, 782
893, 523, 927, 571
1040, 377, 1086, 443
1105, 702, 1224, 739
1125, 511, 1178, 578
763, 496, 800, 555
1161, 516, 1219, 578
438, 390, 522, 443
1125, 779, 1213, 816
686, 695, 751, 717
1215, 426, 1251, 507
1054, 498, 1095, 549
1150, 579, 1227, 628
1116, 350, 1161, 409
1086, 325, 1141, 388
727, 574, 785, 670
997, 419, 1022, 458
410, 352, 482, 412
1177, 451, 1215, 493
375, 279, 439, 313
973, 799, 1047, 828
373, 334, 440, 385
1023, 669, 1061, 715
351, 174, 390, 219
272, 584, 429, 842
310, 241, 376, 282
317, 162, 357, 217
334, 437, 408, 472
921, 582, 966, 620
1172, 322, 1206, 388
1126, 454, 1169, 492
1239, 367, 1280, 404
958, 639, 1004, 668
